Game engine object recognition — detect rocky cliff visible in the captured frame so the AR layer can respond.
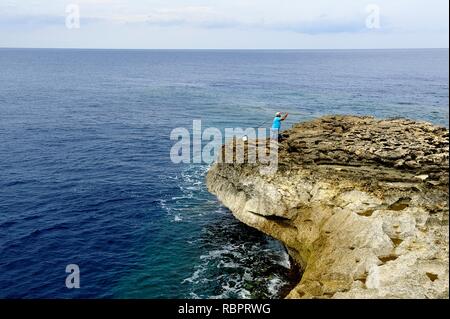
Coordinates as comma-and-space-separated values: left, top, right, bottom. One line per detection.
206, 115, 449, 299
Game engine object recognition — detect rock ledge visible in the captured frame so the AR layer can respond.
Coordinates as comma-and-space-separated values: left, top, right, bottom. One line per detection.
206, 115, 449, 299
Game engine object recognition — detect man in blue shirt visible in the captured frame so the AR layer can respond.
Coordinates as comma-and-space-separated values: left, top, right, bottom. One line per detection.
271, 112, 289, 141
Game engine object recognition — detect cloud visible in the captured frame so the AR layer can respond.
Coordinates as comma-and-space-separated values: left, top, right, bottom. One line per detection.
257, 18, 369, 35
0, 14, 100, 28
107, 6, 238, 29
0, 15, 62, 27
103, 6, 370, 34
0, 0, 447, 48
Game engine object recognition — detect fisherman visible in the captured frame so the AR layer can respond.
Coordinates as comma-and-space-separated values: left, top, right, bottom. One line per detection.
271, 112, 289, 141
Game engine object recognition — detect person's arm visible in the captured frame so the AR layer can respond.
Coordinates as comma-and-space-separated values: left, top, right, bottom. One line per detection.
281, 113, 289, 121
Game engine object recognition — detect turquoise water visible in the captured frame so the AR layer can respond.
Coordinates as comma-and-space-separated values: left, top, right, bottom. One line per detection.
0, 49, 448, 298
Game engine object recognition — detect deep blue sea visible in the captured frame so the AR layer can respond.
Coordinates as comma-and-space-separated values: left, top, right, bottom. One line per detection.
0, 49, 448, 299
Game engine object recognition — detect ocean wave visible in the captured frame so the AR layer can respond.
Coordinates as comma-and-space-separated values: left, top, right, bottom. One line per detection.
182, 216, 295, 299
157, 163, 294, 299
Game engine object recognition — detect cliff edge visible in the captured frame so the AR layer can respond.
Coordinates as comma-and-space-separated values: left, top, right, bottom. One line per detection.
206, 115, 449, 299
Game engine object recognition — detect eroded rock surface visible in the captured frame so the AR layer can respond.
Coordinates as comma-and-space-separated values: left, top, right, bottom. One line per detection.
206, 115, 449, 299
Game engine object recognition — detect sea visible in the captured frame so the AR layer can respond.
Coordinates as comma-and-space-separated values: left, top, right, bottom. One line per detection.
0, 49, 448, 298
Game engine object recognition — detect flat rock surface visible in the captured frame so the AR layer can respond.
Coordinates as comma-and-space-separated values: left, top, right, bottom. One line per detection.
207, 115, 449, 299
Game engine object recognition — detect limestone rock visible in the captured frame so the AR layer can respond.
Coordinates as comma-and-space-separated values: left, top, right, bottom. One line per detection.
206, 115, 449, 299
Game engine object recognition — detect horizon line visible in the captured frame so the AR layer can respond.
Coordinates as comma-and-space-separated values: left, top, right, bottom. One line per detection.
0, 47, 449, 51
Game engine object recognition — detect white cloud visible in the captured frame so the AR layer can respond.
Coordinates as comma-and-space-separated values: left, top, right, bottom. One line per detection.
0, 0, 448, 48
109, 6, 235, 27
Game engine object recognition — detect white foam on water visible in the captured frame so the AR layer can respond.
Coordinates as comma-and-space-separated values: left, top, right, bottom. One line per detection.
159, 164, 211, 222
278, 248, 291, 269
188, 292, 200, 299
168, 164, 294, 299
182, 267, 203, 284
217, 260, 240, 269
208, 275, 252, 300
267, 276, 285, 297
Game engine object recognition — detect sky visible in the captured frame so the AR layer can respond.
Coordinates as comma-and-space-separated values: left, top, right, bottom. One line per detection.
0, 0, 448, 49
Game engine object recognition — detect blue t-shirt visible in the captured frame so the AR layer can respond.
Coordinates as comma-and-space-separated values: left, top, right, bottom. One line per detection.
272, 117, 282, 130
